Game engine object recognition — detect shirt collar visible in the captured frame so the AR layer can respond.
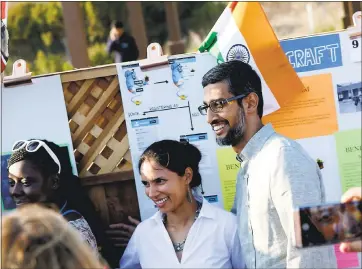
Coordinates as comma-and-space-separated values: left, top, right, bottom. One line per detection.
150, 198, 216, 223
237, 123, 275, 162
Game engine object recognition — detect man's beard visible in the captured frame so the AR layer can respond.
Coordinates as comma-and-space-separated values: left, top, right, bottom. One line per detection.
216, 108, 246, 147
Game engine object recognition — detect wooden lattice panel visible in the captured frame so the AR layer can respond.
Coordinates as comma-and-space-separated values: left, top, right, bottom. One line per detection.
60, 66, 134, 178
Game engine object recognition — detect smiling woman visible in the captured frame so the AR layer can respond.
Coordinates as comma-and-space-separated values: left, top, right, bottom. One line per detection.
6, 139, 118, 268
119, 139, 245, 268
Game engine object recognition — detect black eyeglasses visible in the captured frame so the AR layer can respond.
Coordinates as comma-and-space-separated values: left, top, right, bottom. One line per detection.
198, 94, 247, 115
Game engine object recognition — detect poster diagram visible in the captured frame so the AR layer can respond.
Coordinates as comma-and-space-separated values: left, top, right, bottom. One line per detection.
117, 53, 223, 220
169, 57, 197, 100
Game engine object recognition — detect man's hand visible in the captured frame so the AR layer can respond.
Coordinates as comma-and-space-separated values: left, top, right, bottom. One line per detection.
106, 216, 140, 248
339, 187, 362, 253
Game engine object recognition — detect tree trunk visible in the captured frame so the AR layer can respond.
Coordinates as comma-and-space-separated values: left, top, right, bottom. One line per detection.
61, 2, 90, 68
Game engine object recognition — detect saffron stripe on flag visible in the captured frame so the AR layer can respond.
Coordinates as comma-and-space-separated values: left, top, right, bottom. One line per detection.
229, 2, 304, 107
1, 1, 7, 20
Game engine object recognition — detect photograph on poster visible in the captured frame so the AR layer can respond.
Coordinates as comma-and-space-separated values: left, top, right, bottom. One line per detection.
1, 145, 74, 213
1, 154, 16, 211
337, 81, 362, 114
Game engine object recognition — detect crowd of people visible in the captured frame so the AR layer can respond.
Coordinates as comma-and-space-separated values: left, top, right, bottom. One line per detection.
2, 60, 361, 269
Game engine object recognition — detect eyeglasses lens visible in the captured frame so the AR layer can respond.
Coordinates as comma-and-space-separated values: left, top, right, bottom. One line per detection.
26, 141, 40, 152
13, 141, 25, 151
198, 106, 207, 115
210, 100, 224, 113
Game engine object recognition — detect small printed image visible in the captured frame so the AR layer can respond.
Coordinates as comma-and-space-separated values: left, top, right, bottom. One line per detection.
1, 154, 16, 211
125, 69, 138, 93
124, 69, 145, 94
300, 201, 362, 247
337, 81, 362, 114
171, 62, 184, 87
131, 94, 143, 106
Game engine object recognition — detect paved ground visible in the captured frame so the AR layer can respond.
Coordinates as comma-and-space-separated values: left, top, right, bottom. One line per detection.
339, 99, 362, 114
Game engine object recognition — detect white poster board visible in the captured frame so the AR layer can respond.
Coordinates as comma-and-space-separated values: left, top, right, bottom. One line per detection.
1, 75, 76, 212
117, 53, 223, 219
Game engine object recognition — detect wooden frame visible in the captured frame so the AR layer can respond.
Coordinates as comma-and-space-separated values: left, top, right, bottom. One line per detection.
35, 63, 139, 224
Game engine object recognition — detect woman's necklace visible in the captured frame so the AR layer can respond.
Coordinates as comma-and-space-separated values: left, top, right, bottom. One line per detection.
162, 201, 202, 253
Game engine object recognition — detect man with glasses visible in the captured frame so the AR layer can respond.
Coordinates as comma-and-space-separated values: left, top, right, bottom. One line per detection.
199, 60, 337, 268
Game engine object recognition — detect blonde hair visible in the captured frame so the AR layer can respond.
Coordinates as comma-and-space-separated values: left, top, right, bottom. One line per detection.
1, 204, 106, 269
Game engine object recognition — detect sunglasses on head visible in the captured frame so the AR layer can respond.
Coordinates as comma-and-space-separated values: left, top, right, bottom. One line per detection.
12, 140, 62, 174
198, 94, 248, 116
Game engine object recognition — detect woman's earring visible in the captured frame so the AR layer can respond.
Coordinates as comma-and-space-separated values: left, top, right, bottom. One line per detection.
186, 187, 192, 203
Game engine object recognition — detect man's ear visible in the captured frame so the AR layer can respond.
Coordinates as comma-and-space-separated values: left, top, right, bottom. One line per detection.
50, 175, 60, 190
243, 92, 259, 115
184, 167, 193, 185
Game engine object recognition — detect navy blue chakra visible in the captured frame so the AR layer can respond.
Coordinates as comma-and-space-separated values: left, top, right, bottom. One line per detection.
226, 44, 250, 63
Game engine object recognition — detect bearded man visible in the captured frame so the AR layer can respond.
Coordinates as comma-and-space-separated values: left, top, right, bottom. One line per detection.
199, 60, 337, 268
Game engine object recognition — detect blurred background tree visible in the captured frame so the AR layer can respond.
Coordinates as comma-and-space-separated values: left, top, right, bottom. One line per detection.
6, 1, 226, 76
5, 1, 344, 76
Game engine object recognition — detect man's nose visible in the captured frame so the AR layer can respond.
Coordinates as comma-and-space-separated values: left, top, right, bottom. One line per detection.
206, 107, 217, 124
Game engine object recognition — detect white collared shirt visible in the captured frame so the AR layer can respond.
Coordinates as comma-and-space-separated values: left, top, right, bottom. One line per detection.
232, 124, 337, 268
120, 199, 245, 269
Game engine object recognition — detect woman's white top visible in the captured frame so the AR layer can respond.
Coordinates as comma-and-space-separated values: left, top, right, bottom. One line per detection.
68, 217, 98, 253
119, 199, 245, 268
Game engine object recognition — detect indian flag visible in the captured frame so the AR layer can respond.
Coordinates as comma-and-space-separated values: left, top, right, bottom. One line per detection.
1, 0, 7, 24
1, 0, 8, 73
199, 2, 304, 116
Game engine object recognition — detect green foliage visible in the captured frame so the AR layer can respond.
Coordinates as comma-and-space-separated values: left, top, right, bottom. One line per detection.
188, 2, 227, 37
82, 2, 106, 44
88, 44, 113, 66
6, 2, 225, 76
30, 50, 73, 75
8, 2, 64, 57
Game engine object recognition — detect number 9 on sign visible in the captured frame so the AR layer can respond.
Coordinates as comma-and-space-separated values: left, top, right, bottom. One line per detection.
349, 35, 361, 63
352, 39, 359, 49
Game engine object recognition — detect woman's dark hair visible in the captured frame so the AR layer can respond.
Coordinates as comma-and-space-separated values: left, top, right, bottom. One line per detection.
7, 139, 119, 268
138, 140, 202, 189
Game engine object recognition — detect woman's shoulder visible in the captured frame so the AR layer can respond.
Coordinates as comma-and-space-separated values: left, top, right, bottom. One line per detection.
203, 201, 237, 225
68, 217, 98, 252
63, 212, 82, 221
135, 212, 162, 232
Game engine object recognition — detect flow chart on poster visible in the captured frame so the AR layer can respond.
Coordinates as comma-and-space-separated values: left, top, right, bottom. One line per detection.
117, 53, 226, 219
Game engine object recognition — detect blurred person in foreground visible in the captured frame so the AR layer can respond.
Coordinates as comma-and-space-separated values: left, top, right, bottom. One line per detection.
1, 204, 107, 269
7, 139, 119, 268
106, 20, 139, 63
199, 60, 337, 268
340, 186, 362, 253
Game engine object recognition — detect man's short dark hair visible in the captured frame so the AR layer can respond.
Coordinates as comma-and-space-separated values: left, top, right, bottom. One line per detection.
113, 21, 124, 29
202, 60, 264, 118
